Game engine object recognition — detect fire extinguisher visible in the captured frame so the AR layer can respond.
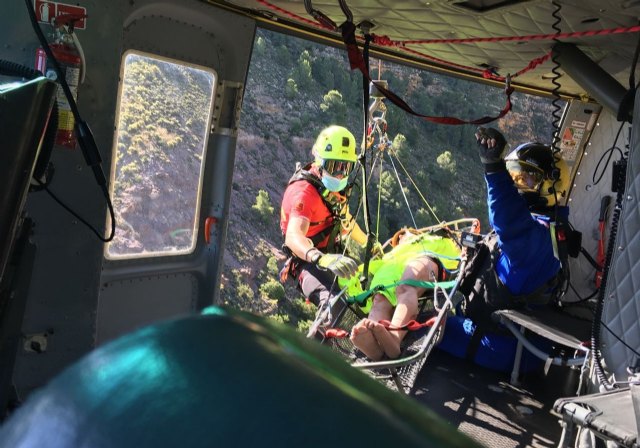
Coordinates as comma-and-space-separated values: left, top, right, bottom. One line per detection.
36, 14, 85, 149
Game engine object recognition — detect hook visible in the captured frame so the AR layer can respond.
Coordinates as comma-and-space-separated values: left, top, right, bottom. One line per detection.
504, 73, 513, 94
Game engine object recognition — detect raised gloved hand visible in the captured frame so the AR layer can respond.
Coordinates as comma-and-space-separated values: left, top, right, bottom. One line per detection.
475, 127, 507, 172
316, 253, 359, 278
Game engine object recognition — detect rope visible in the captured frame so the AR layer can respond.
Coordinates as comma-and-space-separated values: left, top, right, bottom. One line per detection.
386, 152, 417, 228
257, 0, 640, 83
390, 151, 440, 223
376, 157, 383, 239
388, 25, 640, 46
342, 21, 515, 125
401, 45, 549, 81
323, 316, 439, 339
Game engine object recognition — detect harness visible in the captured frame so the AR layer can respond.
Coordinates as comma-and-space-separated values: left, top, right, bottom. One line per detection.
457, 219, 580, 359
280, 163, 348, 282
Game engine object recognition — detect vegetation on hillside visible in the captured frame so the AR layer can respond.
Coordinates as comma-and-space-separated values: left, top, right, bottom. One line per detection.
109, 53, 214, 257
222, 28, 563, 330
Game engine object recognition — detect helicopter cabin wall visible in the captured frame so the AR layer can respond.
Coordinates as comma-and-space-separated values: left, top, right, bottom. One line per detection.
1, 0, 256, 404
562, 106, 629, 306
561, 102, 638, 384
1, 0, 126, 408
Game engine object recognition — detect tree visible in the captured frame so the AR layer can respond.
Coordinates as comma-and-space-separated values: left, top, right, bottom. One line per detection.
391, 133, 407, 157
285, 78, 298, 99
252, 189, 274, 222
254, 36, 266, 57
320, 90, 347, 122
436, 150, 456, 174
292, 50, 313, 90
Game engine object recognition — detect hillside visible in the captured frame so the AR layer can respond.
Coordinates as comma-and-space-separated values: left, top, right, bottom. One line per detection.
220, 28, 562, 331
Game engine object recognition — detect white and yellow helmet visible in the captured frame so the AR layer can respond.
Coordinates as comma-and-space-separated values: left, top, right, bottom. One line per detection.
505, 143, 570, 207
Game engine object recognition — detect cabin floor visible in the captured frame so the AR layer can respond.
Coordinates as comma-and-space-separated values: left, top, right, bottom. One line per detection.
412, 350, 578, 448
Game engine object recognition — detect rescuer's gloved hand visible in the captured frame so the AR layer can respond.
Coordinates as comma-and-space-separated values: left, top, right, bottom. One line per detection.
475, 127, 507, 173
316, 253, 359, 278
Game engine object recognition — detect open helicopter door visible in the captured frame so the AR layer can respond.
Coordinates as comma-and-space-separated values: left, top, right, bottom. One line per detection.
96, 0, 255, 345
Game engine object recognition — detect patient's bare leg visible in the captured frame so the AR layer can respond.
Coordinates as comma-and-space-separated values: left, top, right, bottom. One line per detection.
350, 294, 393, 361
389, 256, 439, 350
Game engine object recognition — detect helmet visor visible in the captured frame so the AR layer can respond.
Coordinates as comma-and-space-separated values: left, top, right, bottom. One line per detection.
506, 161, 544, 192
322, 159, 355, 177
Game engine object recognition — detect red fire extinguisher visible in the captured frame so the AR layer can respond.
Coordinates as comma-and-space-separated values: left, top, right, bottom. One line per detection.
36, 14, 86, 149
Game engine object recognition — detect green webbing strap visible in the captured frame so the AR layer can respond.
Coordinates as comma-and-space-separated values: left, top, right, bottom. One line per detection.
348, 279, 457, 305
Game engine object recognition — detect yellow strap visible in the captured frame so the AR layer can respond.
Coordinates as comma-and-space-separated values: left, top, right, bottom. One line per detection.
550, 222, 560, 260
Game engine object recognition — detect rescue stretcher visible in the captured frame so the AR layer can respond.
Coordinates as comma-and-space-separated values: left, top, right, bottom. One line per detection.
318, 278, 463, 394
307, 219, 476, 394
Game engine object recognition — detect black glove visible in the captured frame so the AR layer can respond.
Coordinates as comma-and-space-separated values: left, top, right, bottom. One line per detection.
475, 127, 507, 173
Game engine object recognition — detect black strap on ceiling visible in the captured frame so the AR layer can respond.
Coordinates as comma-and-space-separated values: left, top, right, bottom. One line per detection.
339, 21, 514, 126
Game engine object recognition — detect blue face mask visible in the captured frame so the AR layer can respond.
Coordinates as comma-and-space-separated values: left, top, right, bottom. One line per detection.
321, 173, 349, 192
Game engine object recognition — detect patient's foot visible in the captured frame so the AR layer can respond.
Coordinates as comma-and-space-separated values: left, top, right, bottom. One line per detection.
351, 319, 384, 361
372, 323, 401, 359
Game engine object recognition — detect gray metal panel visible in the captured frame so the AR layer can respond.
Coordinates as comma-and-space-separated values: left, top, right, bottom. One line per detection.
4, 0, 125, 396
97, 1, 255, 340
97, 274, 198, 345
122, 0, 255, 83
564, 110, 628, 305
601, 92, 640, 380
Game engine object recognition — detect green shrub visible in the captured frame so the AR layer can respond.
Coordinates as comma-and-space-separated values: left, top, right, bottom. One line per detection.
290, 298, 316, 320
252, 189, 274, 223
269, 314, 290, 325
237, 283, 253, 301
259, 279, 285, 301
267, 256, 279, 276
285, 78, 298, 99
297, 319, 312, 334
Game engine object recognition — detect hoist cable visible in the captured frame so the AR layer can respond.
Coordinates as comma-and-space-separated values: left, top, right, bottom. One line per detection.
359, 32, 375, 286
386, 153, 417, 229
390, 152, 440, 223
376, 158, 383, 240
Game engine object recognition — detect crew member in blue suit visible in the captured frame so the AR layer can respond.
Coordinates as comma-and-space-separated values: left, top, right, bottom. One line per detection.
459, 127, 572, 324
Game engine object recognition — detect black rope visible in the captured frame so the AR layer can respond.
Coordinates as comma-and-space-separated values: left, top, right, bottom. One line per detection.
23, 0, 116, 242
360, 33, 375, 288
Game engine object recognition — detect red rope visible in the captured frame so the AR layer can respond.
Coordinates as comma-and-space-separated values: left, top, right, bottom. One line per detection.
323, 316, 438, 339
401, 45, 551, 81
379, 316, 438, 331
387, 25, 640, 46
255, 0, 637, 83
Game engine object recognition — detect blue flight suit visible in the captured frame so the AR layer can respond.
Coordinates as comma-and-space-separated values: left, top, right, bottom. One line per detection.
486, 170, 569, 296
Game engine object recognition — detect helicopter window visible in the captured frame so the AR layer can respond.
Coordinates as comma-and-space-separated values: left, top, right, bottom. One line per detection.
106, 50, 216, 259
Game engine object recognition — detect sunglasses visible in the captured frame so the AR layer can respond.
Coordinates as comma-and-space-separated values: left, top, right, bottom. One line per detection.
322, 159, 355, 177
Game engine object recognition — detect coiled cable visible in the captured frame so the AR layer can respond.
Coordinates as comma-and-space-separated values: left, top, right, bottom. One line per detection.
591, 155, 627, 389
